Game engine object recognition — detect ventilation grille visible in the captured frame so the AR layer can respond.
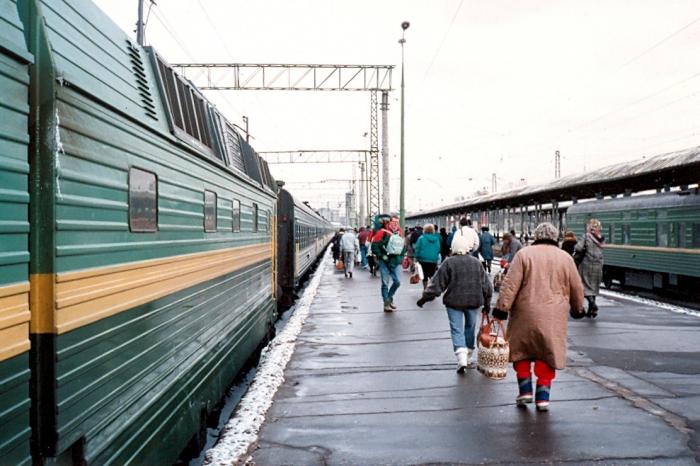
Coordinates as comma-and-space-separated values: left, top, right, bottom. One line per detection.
127, 40, 158, 120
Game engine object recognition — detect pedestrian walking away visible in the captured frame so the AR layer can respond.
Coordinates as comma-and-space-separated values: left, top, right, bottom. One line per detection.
501, 232, 523, 264
357, 226, 371, 269
439, 227, 450, 262
451, 217, 480, 257
493, 222, 585, 411
371, 214, 406, 311
331, 230, 342, 264
417, 233, 492, 373
413, 224, 441, 288
340, 228, 360, 278
575, 219, 605, 318
561, 230, 577, 256
478, 226, 495, 273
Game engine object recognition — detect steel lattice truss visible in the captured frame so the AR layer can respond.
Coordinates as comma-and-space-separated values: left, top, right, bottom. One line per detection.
172, 63, 393, 222
259, 150, 368, 164
369, 91, 380, 221
172, 63, 394, 91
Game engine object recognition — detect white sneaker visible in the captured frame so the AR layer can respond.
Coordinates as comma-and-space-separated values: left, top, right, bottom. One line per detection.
455, 348, 468, 373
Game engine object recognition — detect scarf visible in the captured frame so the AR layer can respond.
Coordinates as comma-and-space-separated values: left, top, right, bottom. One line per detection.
587, 231, 605, 248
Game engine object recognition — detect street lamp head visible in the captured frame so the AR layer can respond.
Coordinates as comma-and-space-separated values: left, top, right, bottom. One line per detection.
401, 21, 410, 30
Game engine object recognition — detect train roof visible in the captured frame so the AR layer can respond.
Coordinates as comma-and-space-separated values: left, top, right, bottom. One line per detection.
38, 0, 276, 195
567, 190, 700, 214
280, 188, 332, 225
408, 145, 700, 219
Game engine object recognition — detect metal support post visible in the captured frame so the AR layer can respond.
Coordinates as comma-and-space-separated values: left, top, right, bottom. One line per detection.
555, 150, 561, 179
359, 161, 366, 227
380, 91, 390, 213
369, 90, 380, 219
136, 0, 145, 46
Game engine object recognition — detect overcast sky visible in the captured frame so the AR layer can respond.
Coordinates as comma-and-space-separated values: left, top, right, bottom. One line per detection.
94, 0, 700, 213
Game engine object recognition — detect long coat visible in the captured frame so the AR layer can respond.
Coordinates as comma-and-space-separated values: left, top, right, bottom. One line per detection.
495, 241, 584, 370
479, 231, 495, 260
575, 233, 604, 296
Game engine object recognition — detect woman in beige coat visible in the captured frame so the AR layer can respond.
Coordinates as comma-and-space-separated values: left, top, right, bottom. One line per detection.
493, 223, 585, 411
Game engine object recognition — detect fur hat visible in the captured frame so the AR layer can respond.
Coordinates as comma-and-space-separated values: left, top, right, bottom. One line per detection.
533, 222, 559, 242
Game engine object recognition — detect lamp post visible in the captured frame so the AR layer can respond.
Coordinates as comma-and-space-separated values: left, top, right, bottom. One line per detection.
399, 21, 410, 226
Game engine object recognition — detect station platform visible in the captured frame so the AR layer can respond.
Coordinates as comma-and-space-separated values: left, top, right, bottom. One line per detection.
249, 257, 700, 465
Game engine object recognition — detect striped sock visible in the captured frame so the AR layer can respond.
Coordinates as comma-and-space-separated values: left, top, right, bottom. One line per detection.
518, 378, 533, 396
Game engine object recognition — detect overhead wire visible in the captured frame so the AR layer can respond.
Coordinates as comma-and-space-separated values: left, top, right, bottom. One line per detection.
421, 0, 465, 87
618, 14, 700, 70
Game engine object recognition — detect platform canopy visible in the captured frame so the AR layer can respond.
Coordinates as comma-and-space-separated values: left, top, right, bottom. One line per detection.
408, 145, 700, 219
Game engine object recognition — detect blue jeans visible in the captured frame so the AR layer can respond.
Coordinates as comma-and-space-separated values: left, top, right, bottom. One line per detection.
378, 261, 401, 302
446, 307, 479, 351
360, 244, 368, 267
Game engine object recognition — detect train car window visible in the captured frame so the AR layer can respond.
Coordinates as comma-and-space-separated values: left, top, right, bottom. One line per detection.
656, 223, 669, 247
204, 190, 217, 232
607, 224, 614, 244
266, 210, 271, 232
129, 168, 158, 232
679, 222, 686, 248
621, 224, 631, 245
693, 224, 700, 248
668, 223, 679, 248
232, 199, 241, 232
252, 203, 259, 232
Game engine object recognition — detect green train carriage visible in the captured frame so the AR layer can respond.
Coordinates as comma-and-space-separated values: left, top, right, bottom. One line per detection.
0, 1, 32, 465
566, 191, 700, 291
276, 188, 334, 306
1, 0, 281, 464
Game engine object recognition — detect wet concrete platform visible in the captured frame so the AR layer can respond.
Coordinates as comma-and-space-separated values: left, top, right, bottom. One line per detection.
250, 257, 700, 465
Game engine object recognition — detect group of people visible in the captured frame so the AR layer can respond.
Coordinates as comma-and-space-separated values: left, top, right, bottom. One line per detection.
331, 214, 405, 310
417, 217, 605, 411
407, 218, 498, 287
333, 213, 606, 412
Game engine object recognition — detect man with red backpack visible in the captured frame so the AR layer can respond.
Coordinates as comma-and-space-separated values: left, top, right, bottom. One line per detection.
371, 214, 406, 312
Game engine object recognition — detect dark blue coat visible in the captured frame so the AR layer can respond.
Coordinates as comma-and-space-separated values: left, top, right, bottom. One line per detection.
479, 231, 496, 260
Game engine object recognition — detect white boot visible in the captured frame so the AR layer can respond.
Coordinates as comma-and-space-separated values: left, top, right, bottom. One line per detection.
455, 348, 468, 374
466, 348, 474, 368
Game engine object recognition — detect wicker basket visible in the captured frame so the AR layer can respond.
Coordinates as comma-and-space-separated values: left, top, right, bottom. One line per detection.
477, 315, 510, 380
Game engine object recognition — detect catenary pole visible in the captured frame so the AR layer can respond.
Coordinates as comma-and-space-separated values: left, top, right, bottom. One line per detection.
136, 0, 145, 46
399, 21, 409, 225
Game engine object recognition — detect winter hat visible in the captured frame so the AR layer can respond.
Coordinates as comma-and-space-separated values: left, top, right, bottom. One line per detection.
451, 234, 472, 255
533, 222, 558, 242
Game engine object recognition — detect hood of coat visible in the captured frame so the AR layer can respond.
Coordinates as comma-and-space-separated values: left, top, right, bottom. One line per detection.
422, 232, 440, 244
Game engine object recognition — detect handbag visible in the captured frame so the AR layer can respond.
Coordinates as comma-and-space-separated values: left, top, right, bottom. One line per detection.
409, 273, 420, 284
476, 313, 510, 380
335, 260, 344, 271
414, 261, 424, 281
